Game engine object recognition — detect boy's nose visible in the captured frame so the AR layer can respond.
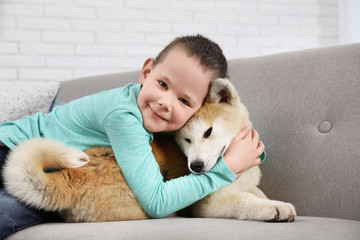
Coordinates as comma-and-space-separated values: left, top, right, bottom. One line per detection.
158, 95, 173, 111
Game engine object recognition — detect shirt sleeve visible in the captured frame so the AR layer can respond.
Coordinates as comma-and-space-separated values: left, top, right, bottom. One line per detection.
102, 109, 237, 218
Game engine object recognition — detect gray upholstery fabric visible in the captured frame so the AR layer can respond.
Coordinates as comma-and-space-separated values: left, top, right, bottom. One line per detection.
8, 217, 360, 240
57, 70, 139, 102
9, 44, 359, 239
227, 44, 360, 221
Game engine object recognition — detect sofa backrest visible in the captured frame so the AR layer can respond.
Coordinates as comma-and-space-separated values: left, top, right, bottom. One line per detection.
57, 43, 360, 220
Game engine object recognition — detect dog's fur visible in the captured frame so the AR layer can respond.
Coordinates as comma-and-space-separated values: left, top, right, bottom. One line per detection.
3, 78, 296, 223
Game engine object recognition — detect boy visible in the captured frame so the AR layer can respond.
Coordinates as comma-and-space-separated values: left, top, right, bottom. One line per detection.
0, 35, 264, 238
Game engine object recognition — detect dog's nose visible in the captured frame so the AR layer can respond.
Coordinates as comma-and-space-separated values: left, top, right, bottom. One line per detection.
190, 161, 204, 173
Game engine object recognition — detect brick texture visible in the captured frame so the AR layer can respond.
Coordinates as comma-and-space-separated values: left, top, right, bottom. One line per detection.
0, 0, 339, 81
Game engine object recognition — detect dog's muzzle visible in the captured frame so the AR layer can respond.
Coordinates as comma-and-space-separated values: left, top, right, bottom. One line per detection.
190, 161, 204, 174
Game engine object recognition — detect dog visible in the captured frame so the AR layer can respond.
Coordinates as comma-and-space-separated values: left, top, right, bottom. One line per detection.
3, 78, 296, 222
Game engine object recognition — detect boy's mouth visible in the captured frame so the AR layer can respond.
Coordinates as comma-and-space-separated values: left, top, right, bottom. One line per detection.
149, 106, 167, 121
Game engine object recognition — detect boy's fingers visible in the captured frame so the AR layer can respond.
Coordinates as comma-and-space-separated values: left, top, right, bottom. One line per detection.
256, 141, 265, 155
252, 129, 259, 142
235, 126, 250, 140
259, 140, 265, 150
243, 128, 253, 141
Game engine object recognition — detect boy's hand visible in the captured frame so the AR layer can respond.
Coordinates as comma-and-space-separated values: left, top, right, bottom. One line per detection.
223, 126, 265, 177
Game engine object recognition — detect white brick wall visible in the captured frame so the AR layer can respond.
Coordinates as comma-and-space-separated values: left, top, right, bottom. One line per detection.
0, 0, 339, 82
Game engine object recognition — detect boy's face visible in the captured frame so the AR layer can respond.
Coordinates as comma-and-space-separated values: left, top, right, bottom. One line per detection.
138, 48, 212, 133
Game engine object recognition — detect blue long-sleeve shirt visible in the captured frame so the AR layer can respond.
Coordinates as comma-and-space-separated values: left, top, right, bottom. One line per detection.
0, 83, 237, 218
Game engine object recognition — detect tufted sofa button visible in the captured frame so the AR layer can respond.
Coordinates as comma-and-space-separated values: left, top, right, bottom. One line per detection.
318, 121, 332, 133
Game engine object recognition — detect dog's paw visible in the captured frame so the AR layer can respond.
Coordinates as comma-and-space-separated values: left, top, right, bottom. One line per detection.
260, 201, 296, 222
67, 150, 90, 168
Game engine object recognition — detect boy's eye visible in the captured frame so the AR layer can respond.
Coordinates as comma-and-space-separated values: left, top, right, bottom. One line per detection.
179, 98, 190, 106
158, 81, 168, 89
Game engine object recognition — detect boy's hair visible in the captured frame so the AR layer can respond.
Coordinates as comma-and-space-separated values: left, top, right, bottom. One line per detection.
154, 34, 228, 80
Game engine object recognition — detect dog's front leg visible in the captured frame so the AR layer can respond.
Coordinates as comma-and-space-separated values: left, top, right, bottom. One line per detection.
191, 191, 296, 222
247, 185, 268, 199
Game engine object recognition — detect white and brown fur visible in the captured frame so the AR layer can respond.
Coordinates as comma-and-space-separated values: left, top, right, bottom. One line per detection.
2, 78, 296, 223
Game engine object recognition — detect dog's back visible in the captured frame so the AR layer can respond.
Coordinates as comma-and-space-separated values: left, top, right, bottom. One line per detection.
3, 135, 188, 222
3, 139, 149, 222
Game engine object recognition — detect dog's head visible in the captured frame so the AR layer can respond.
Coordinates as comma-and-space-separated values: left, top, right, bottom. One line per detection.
175, 78, 251, 174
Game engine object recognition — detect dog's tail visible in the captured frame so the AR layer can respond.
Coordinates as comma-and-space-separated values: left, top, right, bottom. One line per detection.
2, 138, 89, 211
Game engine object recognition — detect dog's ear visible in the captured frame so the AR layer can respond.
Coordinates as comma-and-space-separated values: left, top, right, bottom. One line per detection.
205, 78, 240, 106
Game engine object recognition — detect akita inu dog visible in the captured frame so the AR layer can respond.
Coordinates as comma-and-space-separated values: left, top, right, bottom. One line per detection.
3, 78, 296, 222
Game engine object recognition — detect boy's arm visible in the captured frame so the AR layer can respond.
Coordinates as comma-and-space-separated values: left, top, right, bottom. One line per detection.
102, 111, 237, 218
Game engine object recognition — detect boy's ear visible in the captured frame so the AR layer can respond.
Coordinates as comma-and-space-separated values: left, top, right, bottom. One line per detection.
139, 58, 154, 84
205, 78, 240, 106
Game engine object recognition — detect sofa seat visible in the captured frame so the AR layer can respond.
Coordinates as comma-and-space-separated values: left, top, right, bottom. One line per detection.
8, 217, 360, 240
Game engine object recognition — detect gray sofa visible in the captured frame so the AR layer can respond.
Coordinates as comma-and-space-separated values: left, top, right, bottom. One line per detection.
8, 43, 360, 240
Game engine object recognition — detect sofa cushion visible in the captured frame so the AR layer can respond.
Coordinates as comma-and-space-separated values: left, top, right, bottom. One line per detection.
228, 43, 360, 221
7, 217, 360, 240
0, 81, 60, 123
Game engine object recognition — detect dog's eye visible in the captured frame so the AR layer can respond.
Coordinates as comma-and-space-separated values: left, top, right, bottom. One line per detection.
184, 138, 191, 143
203, 127, 212, 139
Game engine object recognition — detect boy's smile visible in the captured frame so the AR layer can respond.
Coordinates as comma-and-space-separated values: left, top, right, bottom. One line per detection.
137, 48, 212, 133
149, 105, 167, 121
